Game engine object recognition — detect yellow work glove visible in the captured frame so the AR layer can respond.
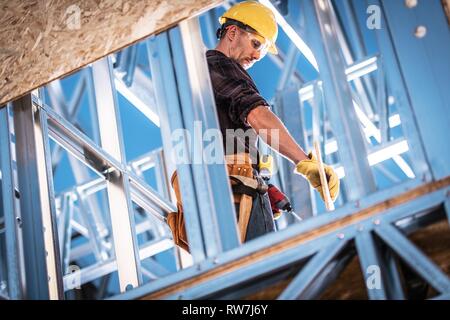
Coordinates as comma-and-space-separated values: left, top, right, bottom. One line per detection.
295, 152, 339, 202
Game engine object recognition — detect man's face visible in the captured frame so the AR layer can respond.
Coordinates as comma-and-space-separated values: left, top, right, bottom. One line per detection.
228, 27, 269, 70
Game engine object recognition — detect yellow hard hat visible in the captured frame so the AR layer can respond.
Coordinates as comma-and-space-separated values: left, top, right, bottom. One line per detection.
219, 1, 278, 55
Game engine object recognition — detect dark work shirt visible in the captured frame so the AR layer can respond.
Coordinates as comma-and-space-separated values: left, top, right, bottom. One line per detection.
206, 50, 270, 165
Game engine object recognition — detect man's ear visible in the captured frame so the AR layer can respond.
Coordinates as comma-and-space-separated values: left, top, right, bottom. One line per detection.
225, 25, 238, 41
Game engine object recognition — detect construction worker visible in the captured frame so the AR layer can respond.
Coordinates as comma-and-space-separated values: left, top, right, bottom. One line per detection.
168, 1, 339, 250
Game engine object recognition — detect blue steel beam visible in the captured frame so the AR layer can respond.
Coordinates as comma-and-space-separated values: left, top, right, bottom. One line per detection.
147, 18, 240, 261
275, 86, 314, 219
173, 18, 240, 252
278, 239, 349, 300
365, 0, 430, 180
375, 223, 450, 294
115, 176, 448, 300
0, 104, 23, 299
276, 43, 301, 92
147, 33, 208, 262
445, 199, 450, 226
379, 0, 450, 179
335, 0, 377, 115
354, 231, 388, 299
383, 249, 406, 300
13, 96, 64, 299
90, 57, 143, 292
47, 75, 110, 263
303, 0, 376, 200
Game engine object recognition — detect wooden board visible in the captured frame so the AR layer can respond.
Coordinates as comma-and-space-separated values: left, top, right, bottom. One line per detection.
0, 0, 222, 106
139, 176, 450, 299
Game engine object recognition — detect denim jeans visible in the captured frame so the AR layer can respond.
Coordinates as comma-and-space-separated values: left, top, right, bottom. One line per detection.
234, 171, 275, 242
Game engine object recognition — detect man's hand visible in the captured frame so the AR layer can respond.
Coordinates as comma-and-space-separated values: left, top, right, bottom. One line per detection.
295, 153, 339, 202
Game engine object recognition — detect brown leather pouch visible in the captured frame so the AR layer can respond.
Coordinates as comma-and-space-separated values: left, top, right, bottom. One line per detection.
167, 153, 255, 251
167, 171, 189, 252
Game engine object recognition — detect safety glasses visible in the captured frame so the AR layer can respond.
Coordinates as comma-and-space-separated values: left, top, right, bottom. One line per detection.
240, 28, 270, 57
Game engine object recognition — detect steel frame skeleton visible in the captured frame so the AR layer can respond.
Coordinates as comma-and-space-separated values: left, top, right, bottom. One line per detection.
12, 95, 64, 299
147, 18, 240, 262
0, 83, 178, 296
1, 1, 449, 300
117, 176, 450, 300
39, 96, 177, 293
0, 104, 24, 299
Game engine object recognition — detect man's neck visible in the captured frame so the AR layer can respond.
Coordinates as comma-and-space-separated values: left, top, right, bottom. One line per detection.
214, 43, 230, 58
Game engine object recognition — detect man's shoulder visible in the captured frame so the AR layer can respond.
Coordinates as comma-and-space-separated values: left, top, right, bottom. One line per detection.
206, 50, 232, 66
206, 50, 249, 78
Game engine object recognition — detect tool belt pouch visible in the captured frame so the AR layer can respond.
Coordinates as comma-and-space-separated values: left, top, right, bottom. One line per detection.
167, 172, 189, 252
167, 154, 256, 252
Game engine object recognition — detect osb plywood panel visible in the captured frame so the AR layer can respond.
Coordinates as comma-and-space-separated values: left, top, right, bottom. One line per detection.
0, 0, 222, 106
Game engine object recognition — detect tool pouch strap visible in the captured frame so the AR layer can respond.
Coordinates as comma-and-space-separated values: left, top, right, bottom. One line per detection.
167, 153, 257, 252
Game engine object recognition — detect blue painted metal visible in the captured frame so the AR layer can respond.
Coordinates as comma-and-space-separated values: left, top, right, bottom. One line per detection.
0, 104, 23, 299
336, 0, 377, 114
172, 19, 240, 252
275, 86, 314, 219
38, 107, 66, 298
201, 9, 218, 49
375, 223, 450, 293
114, 176, 447, 300
383, 249, 405, 300
354, 231, 388, 299
147, 32, 208, 262
114, 46, 138, 87
376, 58, 388, 143
278, 239, 349, 299
293, 249, 354, 299
117, 230, 343, 300
13, 95, 63, 299
366, 0, 430, 180
90, 57, 144, 291
47, 73, 110, 263
431, 293, 450, 300
380, 0, 450, 179
303, 0, 376, 201
276, 43, 301, 92
445, 198, 450, 226
147, 18, 240, 260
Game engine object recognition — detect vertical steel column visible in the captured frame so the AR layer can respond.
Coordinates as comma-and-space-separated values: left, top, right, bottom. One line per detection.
337, 0, 378, 114
366, 0, 429, 180
147, 18, 240, 260
303, 0, 376, 201
376, 223, 450, 294
13, 95, 63, 299
173, 18, 241, 253
275, 87, 314, 219
147, 33, 207, 263
91, 57, 142, 292
0, 105, 24, 299
48, 76, 110, 262
276, 43, 300, 92
355, 231, 388, 299
379, 0, 450, 179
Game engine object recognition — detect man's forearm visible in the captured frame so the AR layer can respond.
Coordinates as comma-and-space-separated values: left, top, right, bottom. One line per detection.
247, 106, 308, 164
